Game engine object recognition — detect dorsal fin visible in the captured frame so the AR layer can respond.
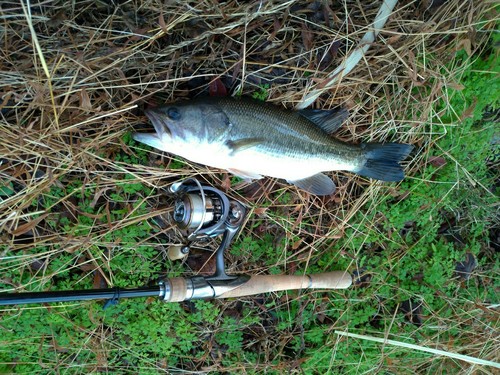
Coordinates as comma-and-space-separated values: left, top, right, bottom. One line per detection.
298, 107, 349, 133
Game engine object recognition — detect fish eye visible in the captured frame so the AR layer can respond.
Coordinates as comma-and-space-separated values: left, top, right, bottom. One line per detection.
167, 107, 181, 120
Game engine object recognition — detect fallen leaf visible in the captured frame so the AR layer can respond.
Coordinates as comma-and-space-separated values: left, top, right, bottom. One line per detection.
80, 89, 92, 111
11, 214, 48, 236
447, 82, 465, 90
209, 78, 227, 97
301, 23, 313, 51
158, 12, 169, 34
400, 299, 423, 326
455, 252, 477, 281
429, 156, 447, 167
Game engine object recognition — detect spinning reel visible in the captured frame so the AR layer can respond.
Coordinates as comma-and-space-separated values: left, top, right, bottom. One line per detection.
166, 178, 246, 280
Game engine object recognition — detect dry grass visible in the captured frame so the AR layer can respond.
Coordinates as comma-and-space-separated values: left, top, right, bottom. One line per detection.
0, 0, 498, 373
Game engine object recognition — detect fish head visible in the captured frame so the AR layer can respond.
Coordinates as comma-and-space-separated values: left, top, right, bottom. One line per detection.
140, 102, 231, 148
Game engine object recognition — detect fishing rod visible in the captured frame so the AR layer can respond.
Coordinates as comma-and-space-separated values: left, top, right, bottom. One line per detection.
0, 179, 351, 306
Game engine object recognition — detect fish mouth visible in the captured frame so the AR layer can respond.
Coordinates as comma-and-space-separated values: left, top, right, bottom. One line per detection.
144, 108, 173, 138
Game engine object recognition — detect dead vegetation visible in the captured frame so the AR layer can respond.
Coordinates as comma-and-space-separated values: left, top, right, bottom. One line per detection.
0, 0, 498, 373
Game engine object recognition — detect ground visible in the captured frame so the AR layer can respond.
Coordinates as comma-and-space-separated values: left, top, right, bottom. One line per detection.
0, 1, 498, 373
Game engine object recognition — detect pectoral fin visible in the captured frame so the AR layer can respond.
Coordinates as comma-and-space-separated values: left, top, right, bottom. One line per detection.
298, 107, 349, 133
225, 138, 263, 155
288, 174, 336, 195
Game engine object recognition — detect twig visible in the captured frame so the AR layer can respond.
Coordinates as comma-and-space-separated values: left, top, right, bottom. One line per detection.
297, 0, 399, 109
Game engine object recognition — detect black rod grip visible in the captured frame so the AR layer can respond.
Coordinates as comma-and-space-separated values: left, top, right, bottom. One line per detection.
0, 286, 161, 306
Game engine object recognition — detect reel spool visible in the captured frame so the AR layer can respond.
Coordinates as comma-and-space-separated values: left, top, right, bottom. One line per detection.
172, 188, 222, 233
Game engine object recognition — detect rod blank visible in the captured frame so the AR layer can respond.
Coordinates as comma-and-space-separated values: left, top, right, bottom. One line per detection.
0, 286, 161, 306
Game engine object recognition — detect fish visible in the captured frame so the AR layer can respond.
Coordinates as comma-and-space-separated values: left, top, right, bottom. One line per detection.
133, 97, 413, 195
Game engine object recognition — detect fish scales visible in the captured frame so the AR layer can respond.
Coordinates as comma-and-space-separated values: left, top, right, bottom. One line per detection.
214, 98, 363, 167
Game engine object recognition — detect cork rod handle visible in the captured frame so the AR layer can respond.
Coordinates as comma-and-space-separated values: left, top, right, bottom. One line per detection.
217, 271, 352, 299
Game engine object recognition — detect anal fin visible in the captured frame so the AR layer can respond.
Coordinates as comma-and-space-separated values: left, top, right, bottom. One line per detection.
288, 173, 336, 195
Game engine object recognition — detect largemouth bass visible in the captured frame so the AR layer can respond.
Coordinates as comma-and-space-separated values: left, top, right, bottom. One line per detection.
133, 97, 413, 195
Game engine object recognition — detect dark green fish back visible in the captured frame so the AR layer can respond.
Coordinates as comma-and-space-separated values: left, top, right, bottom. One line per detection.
215, 97, 341, 144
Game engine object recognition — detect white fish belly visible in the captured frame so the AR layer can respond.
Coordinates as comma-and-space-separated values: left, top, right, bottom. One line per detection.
228, 149, 356, 180
172, 141, 233, 169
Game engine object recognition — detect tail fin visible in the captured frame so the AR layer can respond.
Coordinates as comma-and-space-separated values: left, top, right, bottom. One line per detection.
357, 143, 413, 181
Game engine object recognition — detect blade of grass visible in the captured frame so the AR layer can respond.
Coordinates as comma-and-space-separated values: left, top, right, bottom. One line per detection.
335, 331, 500, 368
20, 0, 59, 127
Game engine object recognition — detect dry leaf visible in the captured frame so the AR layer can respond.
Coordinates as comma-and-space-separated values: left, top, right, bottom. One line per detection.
80, 88, 92, 111
11, 213, 48, 236
209, 78, 227, 97
429, 156, 447, 167
159, 12, 169, 34
301, 23, 313, 51
460, 99, 476, 121
448, 82, 465, 90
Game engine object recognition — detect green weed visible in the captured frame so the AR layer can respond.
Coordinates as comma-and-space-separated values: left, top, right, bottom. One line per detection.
252, 84, 271, 101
